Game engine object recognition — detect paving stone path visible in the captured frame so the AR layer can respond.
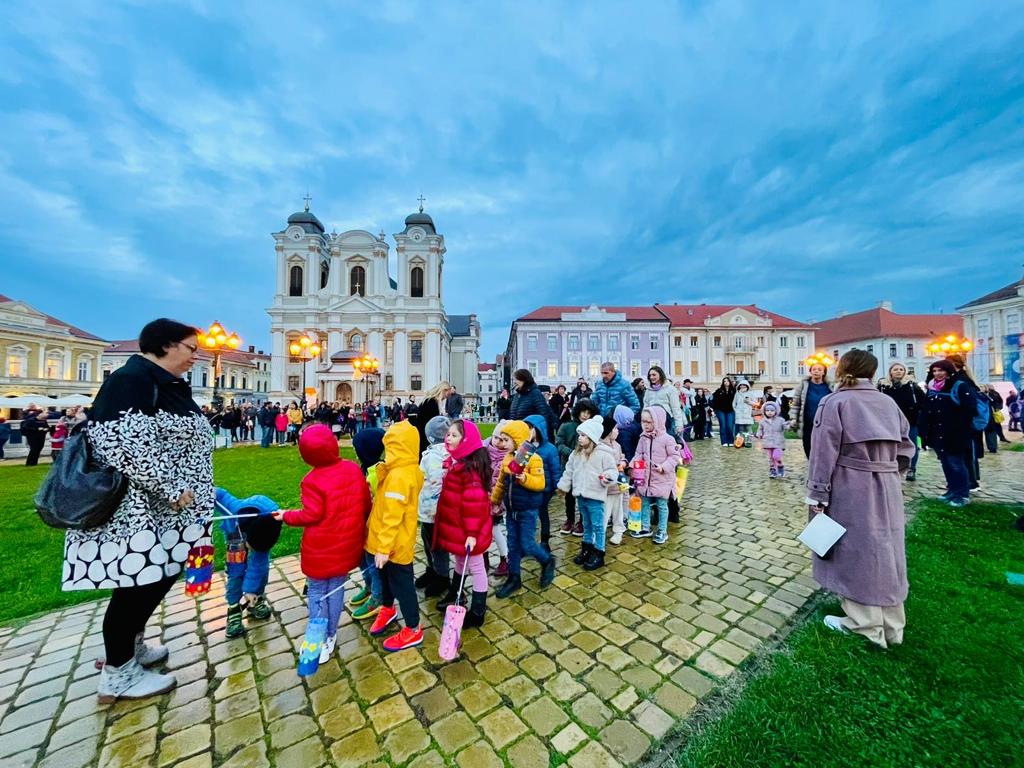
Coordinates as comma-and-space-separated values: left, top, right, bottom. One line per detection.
0, 440, 1019, 768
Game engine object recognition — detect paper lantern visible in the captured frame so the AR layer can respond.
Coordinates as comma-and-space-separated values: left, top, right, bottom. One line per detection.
297, 617, 328, 676
184, 545, 215, 596
627, 495, 642, 532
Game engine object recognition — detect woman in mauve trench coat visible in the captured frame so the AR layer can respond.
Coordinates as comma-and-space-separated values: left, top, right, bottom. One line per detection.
805, 350, 916, 649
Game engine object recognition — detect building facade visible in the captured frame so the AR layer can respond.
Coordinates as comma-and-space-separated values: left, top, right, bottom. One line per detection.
816, 302, 962, 382
957, 275, 1024, 386
103, 341, 272, 406
266, 202, 480, 404
0, 294, 107, 400
657, 304, 815, 389
478, 363, 498, 413
506, 305, 671, 387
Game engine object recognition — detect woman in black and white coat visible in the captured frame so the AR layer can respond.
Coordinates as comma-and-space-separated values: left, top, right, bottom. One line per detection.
64, 319, 214, 703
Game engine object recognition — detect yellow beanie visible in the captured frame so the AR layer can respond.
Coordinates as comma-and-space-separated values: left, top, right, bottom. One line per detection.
502, 420, 530, 448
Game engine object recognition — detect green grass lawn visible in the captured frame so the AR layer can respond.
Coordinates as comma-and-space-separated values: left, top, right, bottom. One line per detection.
0, 422, 496, 626
673, 498, 1024, 768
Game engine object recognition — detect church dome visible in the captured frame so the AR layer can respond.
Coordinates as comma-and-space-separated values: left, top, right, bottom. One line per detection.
287, 209, 325, 234
403, 210, 435, 234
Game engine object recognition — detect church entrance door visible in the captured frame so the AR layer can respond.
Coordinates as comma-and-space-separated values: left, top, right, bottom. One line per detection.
336, 382, 353, 403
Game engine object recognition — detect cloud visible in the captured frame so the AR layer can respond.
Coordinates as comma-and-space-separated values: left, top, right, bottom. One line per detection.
1, 1, 1023, 357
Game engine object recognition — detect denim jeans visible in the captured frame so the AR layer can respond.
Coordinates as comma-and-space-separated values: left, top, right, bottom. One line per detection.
577, 497, 606, 550
641, 496, 669, 537
936, 449, 970, 501
360, 552, 383, 601
225, 548, 270, 606
260, 425, 274, 448
307, 574, 346, 640
907, 425, 920, 471
716, 412, 735, 445
506, 508, 551, 575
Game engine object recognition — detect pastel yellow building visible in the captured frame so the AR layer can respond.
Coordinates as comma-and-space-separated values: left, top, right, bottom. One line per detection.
0, 294, 108, 400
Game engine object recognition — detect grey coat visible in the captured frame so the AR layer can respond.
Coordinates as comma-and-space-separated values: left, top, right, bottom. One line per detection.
805, 380, 915, 606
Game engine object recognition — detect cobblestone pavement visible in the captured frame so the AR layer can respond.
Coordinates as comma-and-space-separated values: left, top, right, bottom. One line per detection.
0, 441, 1019, 767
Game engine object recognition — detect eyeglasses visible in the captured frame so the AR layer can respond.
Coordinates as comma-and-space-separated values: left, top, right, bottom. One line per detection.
177, 342, 199, 354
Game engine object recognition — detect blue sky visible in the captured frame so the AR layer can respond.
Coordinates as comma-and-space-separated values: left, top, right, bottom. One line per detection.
3, 1, 1023, 358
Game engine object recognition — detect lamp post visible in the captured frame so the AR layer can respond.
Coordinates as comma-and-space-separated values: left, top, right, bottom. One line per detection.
198, 322, 241, 411
926, 335, 973, 358
288, 335, 322, 409
352, 353, 381, 403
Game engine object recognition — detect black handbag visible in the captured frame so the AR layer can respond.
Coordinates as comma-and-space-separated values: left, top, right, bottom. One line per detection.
34, 424, 128, 530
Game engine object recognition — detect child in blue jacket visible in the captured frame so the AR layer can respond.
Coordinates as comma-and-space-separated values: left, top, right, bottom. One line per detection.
215, 487, 283, 638
525, 414, 563, 551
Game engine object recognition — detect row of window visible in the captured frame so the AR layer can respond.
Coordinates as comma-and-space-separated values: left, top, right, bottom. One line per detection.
527, 358, 814, 380
288, 265, 426, 298
526, 334, 659, 353
671, 334, 807, 349
5, 352, 95, 381
833, 344, 918, 360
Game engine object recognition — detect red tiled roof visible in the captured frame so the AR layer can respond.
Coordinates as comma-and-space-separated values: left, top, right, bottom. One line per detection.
0, 294, 105, 341
815, 309, 963, 347
957, 277, 1024, 310
478, 363, 496, 372
105, 340, 270, 364
517, 306, 668, 322
654, 303, 812, 329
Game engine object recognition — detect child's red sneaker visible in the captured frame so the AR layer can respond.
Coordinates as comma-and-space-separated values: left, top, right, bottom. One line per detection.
369, 605, 398, 636
382, 625, 424, 652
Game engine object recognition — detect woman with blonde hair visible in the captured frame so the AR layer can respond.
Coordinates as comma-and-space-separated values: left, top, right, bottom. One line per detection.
413, 380, 452, 455
877, 362, 926, 481
806, 349, 915, 649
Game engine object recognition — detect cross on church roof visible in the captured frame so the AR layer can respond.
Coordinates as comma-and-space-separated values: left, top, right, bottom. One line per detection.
303, 192, 312, 212
417, 194, 426, 213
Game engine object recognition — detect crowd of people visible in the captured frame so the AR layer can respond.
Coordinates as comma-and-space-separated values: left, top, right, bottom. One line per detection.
44, 316, 1019, 704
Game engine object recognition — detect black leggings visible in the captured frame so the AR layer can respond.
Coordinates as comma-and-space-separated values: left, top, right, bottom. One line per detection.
103, 573, 179, 667
539, 493, 552, 544
564, 492, 576, 526
419, 523, 450, 577
381, 562, 419, 629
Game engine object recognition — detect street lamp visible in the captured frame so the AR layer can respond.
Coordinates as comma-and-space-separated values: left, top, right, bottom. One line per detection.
352, 353, 381, 402
804, 352, 836, 369
926, 334, 973, 357
197, 322, 241, 410
288, 335, 322, 408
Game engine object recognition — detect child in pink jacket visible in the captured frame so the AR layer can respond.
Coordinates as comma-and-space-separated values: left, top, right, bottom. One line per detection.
630, 406, 680, 545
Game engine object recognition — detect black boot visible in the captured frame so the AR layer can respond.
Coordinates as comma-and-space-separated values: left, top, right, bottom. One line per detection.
583, 548, 605, 571
573, 543, 592, 566
540, 554, 556, 588
435, 577, 462, 612
668, 497, 680, 524
425, 570, 450, 598
463, 590, 488, 628
415, 565, 436, 590
495, 574, 522, 599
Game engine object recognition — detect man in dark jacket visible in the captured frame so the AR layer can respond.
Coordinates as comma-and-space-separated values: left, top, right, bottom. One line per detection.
258, 402, 277, 448
592, 363, 640, 417
20, 409, 48, 466
445, 388, 464, 418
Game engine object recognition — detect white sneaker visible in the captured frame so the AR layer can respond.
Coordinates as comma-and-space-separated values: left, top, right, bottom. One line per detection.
319, 635, 337, 663
97, 658, 175, 704
610, 532, 623, 546
95, 632, 168, 670
822, 615, 849, 634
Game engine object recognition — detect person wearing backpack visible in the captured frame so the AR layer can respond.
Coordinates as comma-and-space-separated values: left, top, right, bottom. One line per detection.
947, 354, 990, 491
920, 359, 977, 508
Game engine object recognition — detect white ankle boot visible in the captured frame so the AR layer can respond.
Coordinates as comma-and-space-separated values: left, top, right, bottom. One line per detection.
134, 632, 169, 667
97, 658, 176, 704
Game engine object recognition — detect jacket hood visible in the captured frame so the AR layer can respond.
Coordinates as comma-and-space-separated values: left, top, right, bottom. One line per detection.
572, 398, 598, 422
737, 379, 750, 391
762, 401, 780, 417
298, 424, 341, 467
523, 414, 549, 445
613, 404, 634, 429
502, 420, 530, 448
352, 428, 386, 470
451, 419, 484, 460
642, 406, 668, 435
384, 420, 420, 468
425, 415, 451, 445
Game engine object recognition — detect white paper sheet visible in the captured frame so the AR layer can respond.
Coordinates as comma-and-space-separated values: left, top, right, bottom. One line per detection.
798, 512, 847, 557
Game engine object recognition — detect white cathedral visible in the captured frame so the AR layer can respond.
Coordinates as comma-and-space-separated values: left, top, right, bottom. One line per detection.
267, 200, 481, 406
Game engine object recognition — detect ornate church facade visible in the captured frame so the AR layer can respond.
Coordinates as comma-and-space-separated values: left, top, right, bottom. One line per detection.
267, 201, 480, 406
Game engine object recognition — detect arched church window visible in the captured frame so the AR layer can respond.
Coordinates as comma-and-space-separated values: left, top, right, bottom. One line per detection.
320, 266, 328, 289
350, 266, 366, 296
411, 266, 424, 298
351, 333, 363, 351
289, 265, 303, 296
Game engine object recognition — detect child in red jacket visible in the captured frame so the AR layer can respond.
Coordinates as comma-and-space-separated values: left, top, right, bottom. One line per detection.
272, 424, 371, 662
433, 420, 493, 627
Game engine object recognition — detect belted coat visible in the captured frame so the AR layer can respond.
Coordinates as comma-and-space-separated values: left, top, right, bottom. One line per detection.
805, 380, 916, 606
